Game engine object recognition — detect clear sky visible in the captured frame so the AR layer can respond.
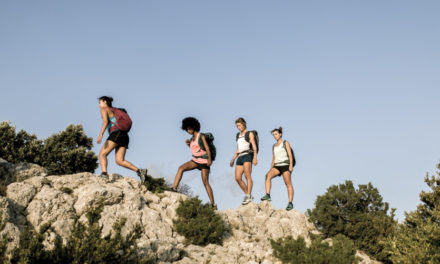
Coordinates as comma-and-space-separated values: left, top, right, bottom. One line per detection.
1, 1, 439, 220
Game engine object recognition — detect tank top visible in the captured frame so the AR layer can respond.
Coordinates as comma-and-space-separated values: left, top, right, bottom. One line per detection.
190, 134, 208, 164
107, 116, 117, 134
274, 141, 289, 166
237, 132, 251, 157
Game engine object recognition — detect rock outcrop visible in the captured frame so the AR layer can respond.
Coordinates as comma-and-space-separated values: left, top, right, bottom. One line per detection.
0, 160, 378, 263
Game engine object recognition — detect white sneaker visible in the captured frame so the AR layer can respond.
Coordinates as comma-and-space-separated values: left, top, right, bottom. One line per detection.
242, 195, 251, 205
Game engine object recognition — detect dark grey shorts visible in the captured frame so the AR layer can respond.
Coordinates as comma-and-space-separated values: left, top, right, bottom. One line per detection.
273, 165, 290, 176
236, 153, 253, 166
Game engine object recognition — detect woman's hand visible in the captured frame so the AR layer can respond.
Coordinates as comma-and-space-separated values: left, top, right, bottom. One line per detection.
289, 165, 293, 172
207, 158, 212, 166
230, 159, 235, 167
185, 139, 190, 146
97, 135, 103, 144
253, 157, 258, 166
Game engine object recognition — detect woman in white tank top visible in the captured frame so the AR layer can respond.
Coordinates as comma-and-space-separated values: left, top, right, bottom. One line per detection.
260, 127, 295, 210
230, 117, 258, 205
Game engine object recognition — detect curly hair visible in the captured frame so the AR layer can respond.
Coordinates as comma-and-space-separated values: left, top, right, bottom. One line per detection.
181, 117, 201, 132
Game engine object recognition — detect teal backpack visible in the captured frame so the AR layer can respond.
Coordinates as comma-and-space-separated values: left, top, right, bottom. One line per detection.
194, 133, 217, 161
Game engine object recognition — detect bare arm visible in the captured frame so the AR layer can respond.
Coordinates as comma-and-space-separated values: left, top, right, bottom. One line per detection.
285, 141, 293, 171
230, 146, 239, 167
201, 134, 212, 166
249, 132, 258, 165
97, 108, 109, 144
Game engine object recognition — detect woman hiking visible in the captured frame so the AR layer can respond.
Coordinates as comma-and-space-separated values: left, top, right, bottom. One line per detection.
260, 127, 294, 210
96, 96, 148, 182
230, 117, 258, 205
172, 117, 216, 208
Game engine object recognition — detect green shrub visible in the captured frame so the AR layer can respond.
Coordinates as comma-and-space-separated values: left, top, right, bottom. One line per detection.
271, 234, 358, 264
40, 124, 97, 175
9, 204, 153, 264
384, 163, 440, 263
0, 122, 43, 165
173, 197, 227, 246
0, 122, 97, 176
307, 180, 396, 262
143, 174, 168, 193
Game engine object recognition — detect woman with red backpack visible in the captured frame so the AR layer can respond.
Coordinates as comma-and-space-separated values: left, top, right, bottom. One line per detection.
260, 127, 295, 211
96, 96, 148, 182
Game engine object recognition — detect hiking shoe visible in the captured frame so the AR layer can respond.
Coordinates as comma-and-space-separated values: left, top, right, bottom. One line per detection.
286, 202, 294, 211
242, 195, 252, 205
260, 194, 271, 201
99, 172, 108, 179
137, 168, 148, 183
170, 187, 178, 192
211, 204, 218, 210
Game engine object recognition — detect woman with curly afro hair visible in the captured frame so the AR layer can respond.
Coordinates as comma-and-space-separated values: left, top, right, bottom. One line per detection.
172, 117, 216, 208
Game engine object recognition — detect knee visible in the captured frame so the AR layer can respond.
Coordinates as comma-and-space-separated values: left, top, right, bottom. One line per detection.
115, 159, 124, 166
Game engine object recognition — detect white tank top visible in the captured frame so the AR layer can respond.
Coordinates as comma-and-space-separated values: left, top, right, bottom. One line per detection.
237, 133, 251, 157
274, 142, 289, 166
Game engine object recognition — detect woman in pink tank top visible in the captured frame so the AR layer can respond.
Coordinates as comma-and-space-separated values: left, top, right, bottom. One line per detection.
172, 117, 216, 208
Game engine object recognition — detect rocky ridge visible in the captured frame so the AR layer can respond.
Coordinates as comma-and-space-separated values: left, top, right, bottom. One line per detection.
0, 159, 378, 263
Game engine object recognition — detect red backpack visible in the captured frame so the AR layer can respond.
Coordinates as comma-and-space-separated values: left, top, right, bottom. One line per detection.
109, 107, 132, 132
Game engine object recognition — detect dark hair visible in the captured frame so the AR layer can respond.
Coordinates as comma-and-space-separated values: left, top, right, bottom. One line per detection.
99, 96, 113, 107
181, 117, 201, 132
235, 117, 247, 128
271, 127, 283, 135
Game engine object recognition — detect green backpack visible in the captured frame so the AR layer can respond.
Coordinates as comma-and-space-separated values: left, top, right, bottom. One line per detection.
195, 133, 217, 161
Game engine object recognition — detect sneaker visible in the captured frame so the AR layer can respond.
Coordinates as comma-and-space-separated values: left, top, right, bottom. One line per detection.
286, 202, 294, 211
137, 168, 148, 183
242, 195, 252, 205
211, 204, 218, 210
170, 187, 178, 192
99, 172, 108, 178
260, 194, 272, 201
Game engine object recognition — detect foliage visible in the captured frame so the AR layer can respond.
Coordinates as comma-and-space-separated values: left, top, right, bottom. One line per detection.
8, 204, 153, 264
142, 174, 168, 193
271, 234, 358, 264
307, 180, 396, 262
0, 212, 8, 264
0, 122, 43, 165
384, 163, 440, 263
173, 197, 227, 246
0, 122, 97, 176
39, 124, 97, 175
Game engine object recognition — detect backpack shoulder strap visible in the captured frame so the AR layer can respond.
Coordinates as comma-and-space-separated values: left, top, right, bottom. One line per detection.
236, 132, 240, 141
244, 131, 251, 142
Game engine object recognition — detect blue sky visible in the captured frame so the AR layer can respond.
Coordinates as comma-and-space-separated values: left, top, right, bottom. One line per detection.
1, 1, 439, 220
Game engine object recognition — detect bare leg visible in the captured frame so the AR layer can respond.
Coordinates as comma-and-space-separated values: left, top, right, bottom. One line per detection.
282, 171, 294, 203
99, 140, 118, 173
115, 147, 139, 172
173, 161, 198, 189
235, 165, 248, 193
201, 168, 215, 205
243, 162, 253, 195
265, 168, 281, 194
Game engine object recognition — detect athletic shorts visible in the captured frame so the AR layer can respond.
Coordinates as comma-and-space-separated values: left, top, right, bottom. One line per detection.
236, 153, 253, 166
273, 165, 290, 176
107, 130, 129, 149
191, 160, 210, 171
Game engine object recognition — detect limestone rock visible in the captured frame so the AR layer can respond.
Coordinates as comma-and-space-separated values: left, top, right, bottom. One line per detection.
0, 159, 381, 263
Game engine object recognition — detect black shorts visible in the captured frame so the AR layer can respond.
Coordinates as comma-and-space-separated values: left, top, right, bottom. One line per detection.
191, 160, 210, 171
273, 165, 290, 176
107, 130, 129, 149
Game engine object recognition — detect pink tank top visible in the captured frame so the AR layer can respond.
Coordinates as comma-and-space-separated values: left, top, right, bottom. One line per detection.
190, 134, 208, 164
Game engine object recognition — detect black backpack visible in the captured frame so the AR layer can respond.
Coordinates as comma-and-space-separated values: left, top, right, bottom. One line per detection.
197, 133, 217, 161
272, 140, 296, 167
236, 130, 259, 153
